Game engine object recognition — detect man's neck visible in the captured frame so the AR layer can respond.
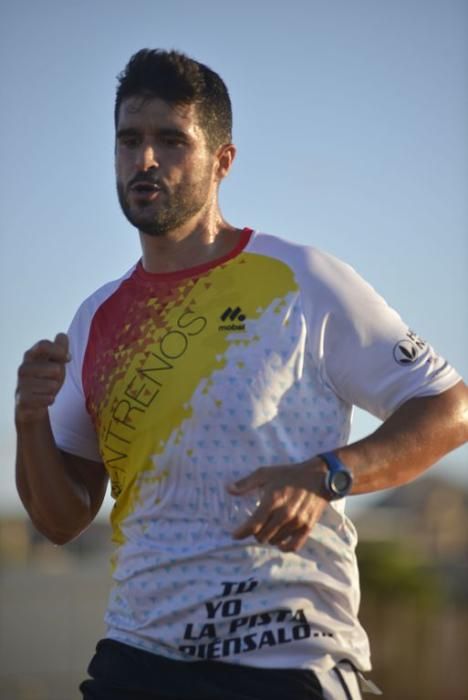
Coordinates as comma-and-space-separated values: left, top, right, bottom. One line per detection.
139, 213, 241, 274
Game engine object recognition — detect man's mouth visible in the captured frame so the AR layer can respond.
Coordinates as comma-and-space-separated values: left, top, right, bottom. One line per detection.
130, 182, 162, 201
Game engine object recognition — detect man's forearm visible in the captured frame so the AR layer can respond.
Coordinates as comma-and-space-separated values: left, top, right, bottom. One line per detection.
335, 382, 468, 495
226, 383, 468, 551
16, 416, 92, 544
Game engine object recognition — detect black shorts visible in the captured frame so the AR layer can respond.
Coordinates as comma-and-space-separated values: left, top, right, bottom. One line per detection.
79, 638, 327, 700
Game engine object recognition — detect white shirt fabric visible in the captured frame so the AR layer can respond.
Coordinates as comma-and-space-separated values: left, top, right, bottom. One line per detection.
49, 231, 461, 673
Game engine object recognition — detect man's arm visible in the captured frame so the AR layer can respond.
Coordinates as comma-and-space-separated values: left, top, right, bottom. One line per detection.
338, 381, 468, 492
15, 334, 108, 545
228, 382, 468, 552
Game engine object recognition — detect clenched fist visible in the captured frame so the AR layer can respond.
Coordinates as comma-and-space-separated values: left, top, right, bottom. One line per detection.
15, 333, 70, 423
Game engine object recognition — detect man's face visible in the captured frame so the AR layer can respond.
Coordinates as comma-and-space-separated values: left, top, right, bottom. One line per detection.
115, 96, 217, 236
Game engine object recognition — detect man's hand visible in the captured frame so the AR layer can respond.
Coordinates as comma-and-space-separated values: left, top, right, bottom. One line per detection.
15, 333, 70, 423
227, 461, 329, 552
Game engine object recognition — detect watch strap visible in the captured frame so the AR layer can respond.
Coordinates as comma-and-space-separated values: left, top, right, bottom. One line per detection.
318, 451, 353, 499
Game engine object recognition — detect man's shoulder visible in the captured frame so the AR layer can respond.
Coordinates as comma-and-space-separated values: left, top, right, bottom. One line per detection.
248, 231, 355, 284
249, 231, 382, 314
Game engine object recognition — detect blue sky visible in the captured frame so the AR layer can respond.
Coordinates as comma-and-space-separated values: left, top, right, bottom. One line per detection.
1, 0, 467, 516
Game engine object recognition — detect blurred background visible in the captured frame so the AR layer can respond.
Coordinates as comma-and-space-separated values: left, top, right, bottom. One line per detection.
1, 1, 467, 698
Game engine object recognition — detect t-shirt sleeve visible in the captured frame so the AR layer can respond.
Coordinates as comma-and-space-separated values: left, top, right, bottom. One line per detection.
48, 305, 102, 462
300, 249, 462, 421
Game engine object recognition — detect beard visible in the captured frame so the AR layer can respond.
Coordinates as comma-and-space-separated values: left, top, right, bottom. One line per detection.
117, 167, 213, 237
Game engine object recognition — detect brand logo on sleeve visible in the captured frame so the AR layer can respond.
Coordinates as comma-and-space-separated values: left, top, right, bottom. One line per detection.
393, 330, 427, 365
219, 306, 246, 331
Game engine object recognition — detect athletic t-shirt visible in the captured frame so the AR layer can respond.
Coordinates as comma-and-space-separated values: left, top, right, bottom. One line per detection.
49, 230, 460, 672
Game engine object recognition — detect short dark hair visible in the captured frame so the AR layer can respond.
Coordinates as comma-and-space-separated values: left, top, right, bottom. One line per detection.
115, 49, 232, 151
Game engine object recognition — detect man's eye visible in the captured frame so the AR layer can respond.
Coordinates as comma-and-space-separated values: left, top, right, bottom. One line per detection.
118, 135, 140, 148
122, 138, 139, 148
163, 137, 185, 147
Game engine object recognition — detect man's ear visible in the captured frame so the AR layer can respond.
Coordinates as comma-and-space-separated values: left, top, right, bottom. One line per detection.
215, 143, 237, 181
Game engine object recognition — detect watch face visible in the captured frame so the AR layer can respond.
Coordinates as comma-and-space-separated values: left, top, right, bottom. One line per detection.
331, 470, 352, 495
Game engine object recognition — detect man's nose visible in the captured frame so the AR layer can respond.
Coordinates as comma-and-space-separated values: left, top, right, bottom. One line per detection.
137, 144, 159, 171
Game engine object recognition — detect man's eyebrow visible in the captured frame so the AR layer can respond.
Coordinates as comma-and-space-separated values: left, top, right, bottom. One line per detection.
156, 127, 191, 140
116, 126, 191, 140
116, 127, 139, 139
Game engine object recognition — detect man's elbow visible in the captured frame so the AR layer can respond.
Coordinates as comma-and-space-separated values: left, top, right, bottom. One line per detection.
453, 381, 468, 440
27, 506, 90, 546
47, 532, 79, 546
442, 381, 468, 448
34, 521, 87, 546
